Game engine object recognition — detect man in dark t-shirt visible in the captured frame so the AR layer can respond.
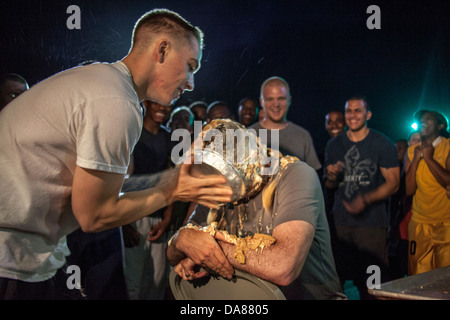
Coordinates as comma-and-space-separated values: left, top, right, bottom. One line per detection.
324, 97, 399, 299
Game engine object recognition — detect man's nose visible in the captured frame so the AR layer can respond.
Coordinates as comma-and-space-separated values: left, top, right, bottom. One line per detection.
184, 74, 194, 91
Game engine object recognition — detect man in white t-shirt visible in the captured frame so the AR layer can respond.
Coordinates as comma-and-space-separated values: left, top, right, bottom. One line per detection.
0, 9, 232, 299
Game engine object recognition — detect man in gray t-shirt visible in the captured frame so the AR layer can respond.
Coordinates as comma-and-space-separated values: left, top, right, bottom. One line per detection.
251, 121, 321, 170
324, 97, 399, 300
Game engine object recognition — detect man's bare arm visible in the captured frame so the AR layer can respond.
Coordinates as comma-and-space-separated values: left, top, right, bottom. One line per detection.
166, 227, 234, 279
216, 220, 314, 287
363, 166, 400, 205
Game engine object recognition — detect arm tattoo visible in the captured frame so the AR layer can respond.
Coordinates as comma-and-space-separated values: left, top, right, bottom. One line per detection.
121, 173, 163, 192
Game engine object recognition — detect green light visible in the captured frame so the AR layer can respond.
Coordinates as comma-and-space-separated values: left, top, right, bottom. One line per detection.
411, 122, 418, 130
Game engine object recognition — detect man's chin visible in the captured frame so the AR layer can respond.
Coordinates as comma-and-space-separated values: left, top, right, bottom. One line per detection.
170, 97, 180, 106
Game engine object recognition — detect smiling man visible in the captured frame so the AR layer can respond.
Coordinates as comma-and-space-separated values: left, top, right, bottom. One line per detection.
324, 97, 400, 299
0, 9, 232, 300
250, 76, 321, 171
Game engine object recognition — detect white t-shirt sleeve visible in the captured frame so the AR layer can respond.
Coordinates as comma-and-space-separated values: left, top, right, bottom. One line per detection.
70, 96, 142, 174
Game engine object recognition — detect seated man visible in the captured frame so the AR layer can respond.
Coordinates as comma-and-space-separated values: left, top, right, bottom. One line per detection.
167, 119, 345, 300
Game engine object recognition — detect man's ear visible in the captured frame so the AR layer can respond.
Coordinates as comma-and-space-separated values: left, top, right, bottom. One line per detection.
158, 40, 169, 63
366, 110, 372, 121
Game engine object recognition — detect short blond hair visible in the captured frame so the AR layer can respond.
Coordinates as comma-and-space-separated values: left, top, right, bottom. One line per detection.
130, 9, 204, 53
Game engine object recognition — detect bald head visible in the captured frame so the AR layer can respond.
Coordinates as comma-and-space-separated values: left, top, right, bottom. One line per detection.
259, 76, 290, 98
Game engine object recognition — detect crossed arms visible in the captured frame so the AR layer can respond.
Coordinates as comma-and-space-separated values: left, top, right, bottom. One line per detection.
166, 219, 314, 287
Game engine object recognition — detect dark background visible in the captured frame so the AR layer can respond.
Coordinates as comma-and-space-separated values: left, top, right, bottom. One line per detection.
1, 0, 449, 152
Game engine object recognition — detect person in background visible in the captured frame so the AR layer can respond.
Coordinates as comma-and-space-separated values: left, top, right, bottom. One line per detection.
321, 110, 346, 248
325, 110, 345, 138
251, 76, 322, 171
166, 106, 196, 233
397, 130, 422, 264
404, 109, 450, 275
0, 9, 232, 300
0, 73, 29, 111
324, 96, 399, 299
122, 100, 173, 300
167, 105, 194, 134
206, 100, 233, 123
189, 100, 207, 123
322, 110, 345, 189
130, 100, 172, 174
237, 97, 258, 127
408, 130, 421, 147
396, 139, 408, 165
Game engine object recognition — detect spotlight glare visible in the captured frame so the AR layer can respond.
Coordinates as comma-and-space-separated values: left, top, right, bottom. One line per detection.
411, 122, 418, 130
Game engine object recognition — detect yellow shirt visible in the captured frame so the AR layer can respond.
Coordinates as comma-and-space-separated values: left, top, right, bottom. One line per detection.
408, 137, 450, 223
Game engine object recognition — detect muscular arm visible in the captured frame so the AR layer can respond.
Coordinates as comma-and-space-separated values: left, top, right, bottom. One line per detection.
71, 162, 232, 233
72, 166, 167, 232
364, 166, 400, 204
216, 220, 315, 287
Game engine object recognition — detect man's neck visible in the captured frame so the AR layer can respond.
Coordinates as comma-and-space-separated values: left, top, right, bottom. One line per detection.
122, 54, 153, 102
260, 119, 289, 130
346, 126, 370, 142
